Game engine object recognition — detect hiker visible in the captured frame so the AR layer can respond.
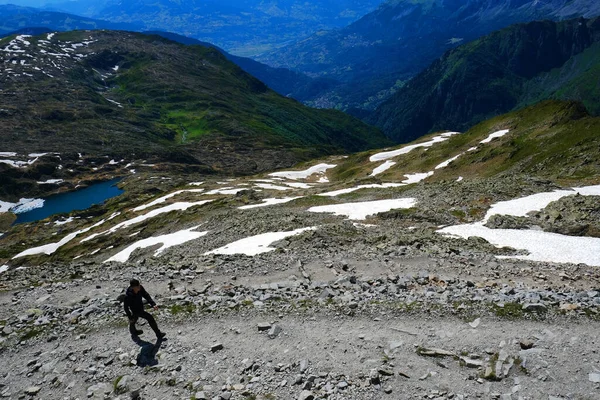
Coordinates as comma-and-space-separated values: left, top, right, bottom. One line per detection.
124, 279, 166, 340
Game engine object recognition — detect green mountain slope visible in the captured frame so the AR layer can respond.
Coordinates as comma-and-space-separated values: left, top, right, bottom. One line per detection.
368, 17, 600, 143
0, 31, 390, 176
334, 100, 600, 184
519, 41, 600, 115
0, 6, 335, 104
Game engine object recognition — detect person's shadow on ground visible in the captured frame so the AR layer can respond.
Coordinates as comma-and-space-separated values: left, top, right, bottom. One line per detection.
132, 335, 163, 367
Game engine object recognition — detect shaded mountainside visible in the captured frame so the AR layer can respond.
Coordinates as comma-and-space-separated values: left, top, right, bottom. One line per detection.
258, 0, 600, 111
0, 31, 390, 176
143, 31, 338, 103
0, 6, 333, 105
368, 17, 600, 143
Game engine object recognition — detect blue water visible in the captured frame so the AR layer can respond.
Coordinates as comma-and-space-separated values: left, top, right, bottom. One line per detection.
14, 178, 124, 224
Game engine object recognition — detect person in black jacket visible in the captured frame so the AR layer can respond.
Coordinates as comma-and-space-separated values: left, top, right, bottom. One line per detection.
124, 279, 166, 340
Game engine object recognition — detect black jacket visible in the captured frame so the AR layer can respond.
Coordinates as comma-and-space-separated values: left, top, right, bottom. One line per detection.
123, 285, 156, 318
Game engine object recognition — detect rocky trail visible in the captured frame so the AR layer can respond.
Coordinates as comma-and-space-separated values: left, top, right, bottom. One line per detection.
2, 245, 600, 399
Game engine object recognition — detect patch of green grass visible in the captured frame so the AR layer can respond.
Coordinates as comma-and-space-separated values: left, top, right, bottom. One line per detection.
170, 304, 197, 315
19, 327, 44, 341
490, 302, 524, 319
113, 376, 125, 394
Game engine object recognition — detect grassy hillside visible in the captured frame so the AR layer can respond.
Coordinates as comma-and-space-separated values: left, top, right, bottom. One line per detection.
0, 30, 390, 177
334, 101, 600, 185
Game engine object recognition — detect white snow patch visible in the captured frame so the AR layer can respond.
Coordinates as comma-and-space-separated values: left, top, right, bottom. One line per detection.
439, 223, 600, 266
317, 183, 406, 197
0, 160, 23, 168
13, 218, 107, 258
11, 198, 45, 214
0, 200, 16, 213
133, 189, 205, 212
54, 217, 74, 226
47, 33, 55, 40
108, 159, 118, 165
104, 226, 209, 263
435, 154, 462, 170
402, 172, 434, 184
269, 163, 336, 180
105, 98, 123, 108
369, 132, 460, 162
189, 182, 204, 186
28, 153, 49, 157
205, 227, 316, 256
317, 177, 329, 183
457, 176, 464, 182
480, 129, 510, 144
353, 223, 377, 228
482, 185, 600, 223
438, 183, 600, 266
309, 198, 417, 220
37, 179, 64, 185
371, 160, 396, 176
0, 265, 8, 274
238, 197, 302, 210
81, 200, 213, 242
0, 152, 17, 157
112, 65, 119, 72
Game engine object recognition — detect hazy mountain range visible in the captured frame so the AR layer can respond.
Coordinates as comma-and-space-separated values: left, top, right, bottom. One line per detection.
258, 0, 600, 111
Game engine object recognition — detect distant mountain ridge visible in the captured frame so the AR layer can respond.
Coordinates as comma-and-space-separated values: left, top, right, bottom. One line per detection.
258, 0, 600, 111
368, 17, 600, 143
0, 5, 330, 103
42, 0, 382, 56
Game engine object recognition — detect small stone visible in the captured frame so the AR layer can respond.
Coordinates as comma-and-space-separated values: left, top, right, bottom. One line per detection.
384, 386, 393, 394
24, 386, 41, 395
389, 341, 403, 350
589, 372, 600, 383
519, 340, 534, 350
298, 390, 315, 400
461, 357, 484, 368
469, 318, 481, 328
378, 368, 394, 376
300, 359, 309, 373
195, 392, 208, 400
268, 324, 283, 339
560, 303, 578, 311
257, 323, 271, 332
522, 303, 547, 313
116, 375, 131, 393
369, 369, 380, 385
211, 343, 224, 352
220, 392, 232, 400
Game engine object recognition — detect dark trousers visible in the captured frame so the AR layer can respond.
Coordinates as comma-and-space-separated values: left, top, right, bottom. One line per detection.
129, 311, 160, 336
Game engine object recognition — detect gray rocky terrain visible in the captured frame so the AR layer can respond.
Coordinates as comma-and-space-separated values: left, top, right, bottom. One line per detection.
1, 168, 600, 399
